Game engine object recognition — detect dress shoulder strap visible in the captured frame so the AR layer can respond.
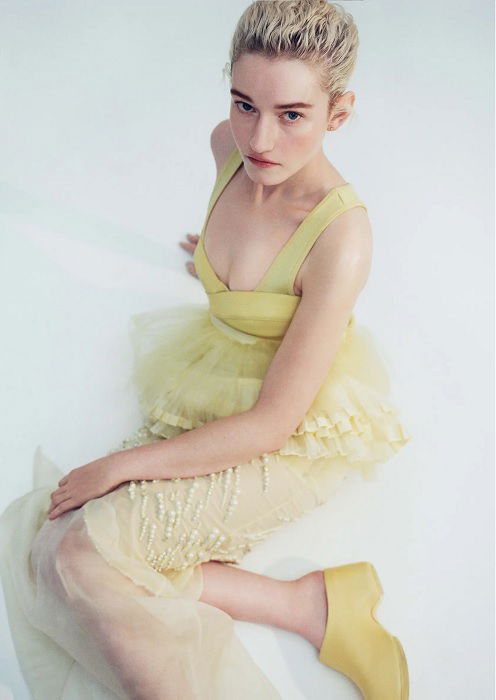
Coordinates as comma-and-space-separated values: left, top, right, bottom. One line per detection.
259, 184, 368, 295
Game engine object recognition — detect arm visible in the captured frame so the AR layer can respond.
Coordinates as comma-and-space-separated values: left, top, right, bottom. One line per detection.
253, 205, 372, 435
117, 204, 372, 482
115, 408, 287, 482
50, 404, 289, 521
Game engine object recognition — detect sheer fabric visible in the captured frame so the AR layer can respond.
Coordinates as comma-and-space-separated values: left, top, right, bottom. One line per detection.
0, 439, 350, 699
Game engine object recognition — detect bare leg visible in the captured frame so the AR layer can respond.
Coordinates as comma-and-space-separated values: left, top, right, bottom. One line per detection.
38, 513, 202, 700
199, 561, 328, 650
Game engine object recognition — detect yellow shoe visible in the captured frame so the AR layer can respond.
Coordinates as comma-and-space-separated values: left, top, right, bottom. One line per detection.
318, 561, 409, 699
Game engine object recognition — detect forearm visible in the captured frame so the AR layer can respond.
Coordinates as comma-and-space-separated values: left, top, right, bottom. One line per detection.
113, 408, 288, 482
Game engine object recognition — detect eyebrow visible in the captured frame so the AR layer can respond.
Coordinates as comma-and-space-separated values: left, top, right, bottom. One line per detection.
230, 88, 314, 110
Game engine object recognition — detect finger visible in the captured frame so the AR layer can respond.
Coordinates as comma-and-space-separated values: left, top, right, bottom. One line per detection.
58, 477, 67, 486
179, 241, 196, 253
48, 501, 75, 520
49, 491, 72, 511
186, 262, 198, 278
187, 233, 200, 241
50, 486, 68, 501
48, 499, 73, 520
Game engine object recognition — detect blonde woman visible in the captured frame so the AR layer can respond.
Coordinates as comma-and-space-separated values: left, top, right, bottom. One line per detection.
0, 1, 411, 698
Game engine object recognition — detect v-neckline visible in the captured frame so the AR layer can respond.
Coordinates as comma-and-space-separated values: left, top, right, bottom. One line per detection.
200, 148, 351, 294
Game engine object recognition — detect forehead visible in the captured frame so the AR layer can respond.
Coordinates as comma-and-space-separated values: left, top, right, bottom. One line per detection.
232, 53, 322, 100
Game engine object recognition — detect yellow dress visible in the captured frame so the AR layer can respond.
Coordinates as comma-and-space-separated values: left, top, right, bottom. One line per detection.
0, 146, 411, 699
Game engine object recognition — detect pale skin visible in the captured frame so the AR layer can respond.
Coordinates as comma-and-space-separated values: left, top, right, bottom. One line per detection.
47, 54, 373, 656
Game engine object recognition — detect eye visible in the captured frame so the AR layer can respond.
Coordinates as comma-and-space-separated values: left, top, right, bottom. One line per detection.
234, 101, 254, 114
234, 101, 303, 123
283, 111, 303, 122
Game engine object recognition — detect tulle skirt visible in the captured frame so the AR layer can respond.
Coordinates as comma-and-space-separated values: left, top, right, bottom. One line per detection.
0, 302, 411, 698
127, 303, 411, 482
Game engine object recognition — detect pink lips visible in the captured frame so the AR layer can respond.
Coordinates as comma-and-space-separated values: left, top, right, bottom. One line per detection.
247, 155, 278, 168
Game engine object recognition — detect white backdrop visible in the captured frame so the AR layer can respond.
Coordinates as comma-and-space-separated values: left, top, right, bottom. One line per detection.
0, 1, 493, 698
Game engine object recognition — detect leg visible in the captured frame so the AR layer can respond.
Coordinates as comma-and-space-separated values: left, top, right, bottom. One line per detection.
98, 423, 349, 654
63, 423, 350, 696
31, 511, 203, 700
200, 561, 328, 649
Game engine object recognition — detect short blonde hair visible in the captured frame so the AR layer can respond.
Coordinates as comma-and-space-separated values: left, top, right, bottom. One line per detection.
223, 0, 360, 120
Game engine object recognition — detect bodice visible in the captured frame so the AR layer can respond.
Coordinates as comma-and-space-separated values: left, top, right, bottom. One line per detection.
193, 146, 368, 341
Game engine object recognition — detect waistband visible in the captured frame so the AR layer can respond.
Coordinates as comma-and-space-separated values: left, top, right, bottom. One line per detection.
209, 311, 355, 345
209, 313, 259, 344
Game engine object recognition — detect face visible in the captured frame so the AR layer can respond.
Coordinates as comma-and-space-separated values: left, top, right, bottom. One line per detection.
229, 52, 352, 178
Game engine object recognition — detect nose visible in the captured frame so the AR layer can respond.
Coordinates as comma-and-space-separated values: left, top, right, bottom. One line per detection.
248, 115, 275, 155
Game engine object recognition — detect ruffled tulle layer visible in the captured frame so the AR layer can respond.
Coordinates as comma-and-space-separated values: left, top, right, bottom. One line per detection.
128, 303, 411, 479
127, 304, 278, 435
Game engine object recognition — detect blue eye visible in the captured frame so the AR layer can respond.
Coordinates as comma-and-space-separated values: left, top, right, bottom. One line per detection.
234, 101, 303, 123
236, 101, 254, 113
284, 111, 302, 122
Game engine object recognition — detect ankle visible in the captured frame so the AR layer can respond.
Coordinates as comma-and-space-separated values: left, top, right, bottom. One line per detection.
292, 570, 328, 649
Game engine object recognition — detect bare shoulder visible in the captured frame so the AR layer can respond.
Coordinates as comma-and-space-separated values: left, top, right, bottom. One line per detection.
209, 119, 237, 176
300, 205, 373, 298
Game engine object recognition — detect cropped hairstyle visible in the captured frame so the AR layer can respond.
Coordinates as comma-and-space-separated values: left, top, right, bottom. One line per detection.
223, 0, 360, 121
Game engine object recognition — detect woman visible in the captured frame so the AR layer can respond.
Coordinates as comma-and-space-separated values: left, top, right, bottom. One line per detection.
0, 1, 411, 698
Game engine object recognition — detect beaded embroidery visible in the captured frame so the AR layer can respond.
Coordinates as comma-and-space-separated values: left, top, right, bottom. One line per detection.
104, 424, 308, 572
126, 462, 261, 571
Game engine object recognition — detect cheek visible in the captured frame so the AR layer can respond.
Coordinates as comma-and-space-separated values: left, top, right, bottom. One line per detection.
284, 125, 320, 155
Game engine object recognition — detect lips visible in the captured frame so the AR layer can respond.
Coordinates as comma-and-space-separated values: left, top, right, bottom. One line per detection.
247, 155, 278, 164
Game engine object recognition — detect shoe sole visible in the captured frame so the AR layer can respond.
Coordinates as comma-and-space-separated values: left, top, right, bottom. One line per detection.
392, 636, 409, 700
368, 563, 410, 700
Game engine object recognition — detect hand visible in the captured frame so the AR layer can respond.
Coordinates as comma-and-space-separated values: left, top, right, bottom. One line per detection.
179, 232, 199, 279
47, 455, 123, 520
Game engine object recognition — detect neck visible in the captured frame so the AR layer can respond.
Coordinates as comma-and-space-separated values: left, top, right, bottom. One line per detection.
242, 148, 335, 207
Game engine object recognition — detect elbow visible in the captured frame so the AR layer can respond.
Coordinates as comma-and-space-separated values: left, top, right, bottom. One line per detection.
248, 407, 299, 453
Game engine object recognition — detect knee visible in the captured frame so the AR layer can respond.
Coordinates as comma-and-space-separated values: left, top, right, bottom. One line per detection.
56, 524, 83, 569
54, 523, 95, 600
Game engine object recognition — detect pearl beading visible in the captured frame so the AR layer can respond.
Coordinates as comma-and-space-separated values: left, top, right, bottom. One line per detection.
109, 424, 311, 573
129, 468, 253, 572
260, 452, 270, 494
